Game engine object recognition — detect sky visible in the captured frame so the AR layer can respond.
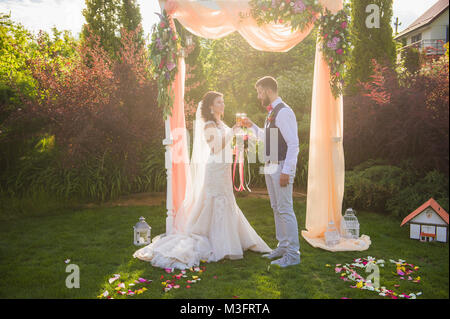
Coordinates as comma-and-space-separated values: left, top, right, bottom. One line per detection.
0, 0, 162, 38
0, 0, 443, 38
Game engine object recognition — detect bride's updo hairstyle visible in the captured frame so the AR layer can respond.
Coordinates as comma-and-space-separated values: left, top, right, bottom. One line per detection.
200, 91, 223, 125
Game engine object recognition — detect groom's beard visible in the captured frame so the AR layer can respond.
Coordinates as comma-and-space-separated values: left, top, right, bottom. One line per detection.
259, 96, 271, 109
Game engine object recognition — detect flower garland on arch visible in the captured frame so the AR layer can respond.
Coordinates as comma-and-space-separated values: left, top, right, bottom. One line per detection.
150, 10, 182, 119
244, 0, 322, 31
316, 8, 350, 98
244, 1, 350, 98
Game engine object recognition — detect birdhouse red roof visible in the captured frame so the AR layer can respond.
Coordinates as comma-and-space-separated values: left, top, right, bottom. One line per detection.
401, 198, 449, 226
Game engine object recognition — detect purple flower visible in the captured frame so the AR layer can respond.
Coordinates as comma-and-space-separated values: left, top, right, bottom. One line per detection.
156, 38, 164, 50
165, 72, 170, 80
327, 37, 341, 50
293, 0, 306, 13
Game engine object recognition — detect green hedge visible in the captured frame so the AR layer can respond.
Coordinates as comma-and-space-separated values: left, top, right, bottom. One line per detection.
344, 160, 449, 217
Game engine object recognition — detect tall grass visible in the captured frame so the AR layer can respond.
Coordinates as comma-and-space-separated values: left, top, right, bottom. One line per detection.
0, 142, 167, 220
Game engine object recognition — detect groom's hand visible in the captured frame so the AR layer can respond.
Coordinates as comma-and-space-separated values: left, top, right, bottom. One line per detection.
279, 173, 290, 187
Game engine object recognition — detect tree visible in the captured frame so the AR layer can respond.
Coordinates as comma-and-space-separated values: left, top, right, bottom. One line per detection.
119, 0, 144, 48
198, 29, 317, 128
344, 59, 449, 175
346, 0, 396, 93
81, 0, 122, 59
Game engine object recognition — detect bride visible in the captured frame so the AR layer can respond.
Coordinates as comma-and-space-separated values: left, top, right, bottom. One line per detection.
133, 91, 271, 269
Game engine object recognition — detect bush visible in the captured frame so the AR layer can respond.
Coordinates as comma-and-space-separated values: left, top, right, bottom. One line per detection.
1, 25, 164, 202
400, 46, 423, 74
343, 161, 415, 212
344, 160, 449, 217
387, 170, 449, 218
344, 59, 449, 175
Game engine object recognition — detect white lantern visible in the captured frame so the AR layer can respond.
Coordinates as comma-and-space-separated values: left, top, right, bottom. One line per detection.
340, 208, 360, 239
133, 216, 151, 246
325, 220, 341, 247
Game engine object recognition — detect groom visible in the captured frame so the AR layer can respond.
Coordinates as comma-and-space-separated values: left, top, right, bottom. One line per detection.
244, 76, 301, 268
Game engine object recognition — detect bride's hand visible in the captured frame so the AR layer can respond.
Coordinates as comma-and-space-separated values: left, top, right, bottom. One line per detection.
232, 123, 242, 134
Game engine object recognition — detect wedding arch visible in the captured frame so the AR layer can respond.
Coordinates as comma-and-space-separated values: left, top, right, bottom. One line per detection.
153, 0, 371, 252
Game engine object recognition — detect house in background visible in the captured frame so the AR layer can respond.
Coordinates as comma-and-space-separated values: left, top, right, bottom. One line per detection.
401, 198, 449, 243
395, 0, 449, 56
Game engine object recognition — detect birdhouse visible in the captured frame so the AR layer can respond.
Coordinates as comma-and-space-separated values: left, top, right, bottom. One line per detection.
325, 221, 341, 247
133, 217, 151, 246
401, 198, 449, 243
340, 208, 360, 239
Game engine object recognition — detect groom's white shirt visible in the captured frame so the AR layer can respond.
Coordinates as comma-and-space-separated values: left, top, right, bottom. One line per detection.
251, 97, 299, 176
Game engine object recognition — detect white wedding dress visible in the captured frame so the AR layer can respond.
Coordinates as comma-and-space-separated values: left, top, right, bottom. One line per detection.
133, 108, 271, 270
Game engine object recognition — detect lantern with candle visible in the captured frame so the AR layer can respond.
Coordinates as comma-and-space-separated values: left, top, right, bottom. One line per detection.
133, 217, 151, 246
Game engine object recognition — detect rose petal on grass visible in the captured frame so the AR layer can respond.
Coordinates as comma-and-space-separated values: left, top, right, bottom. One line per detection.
97, 290, 109, 298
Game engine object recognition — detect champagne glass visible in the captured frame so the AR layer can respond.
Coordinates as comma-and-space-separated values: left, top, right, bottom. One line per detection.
236, 113, 242, 126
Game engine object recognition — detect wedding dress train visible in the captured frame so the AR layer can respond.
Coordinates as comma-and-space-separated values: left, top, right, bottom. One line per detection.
133, 120, 271, 270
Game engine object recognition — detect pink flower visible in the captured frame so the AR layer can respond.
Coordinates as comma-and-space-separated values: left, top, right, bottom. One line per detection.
166, 62, 176, 71
335, 72, 340, 77
336, 48, 343, 55
341, 21, 348, 29
335, 30, 339, 34
293, 0, 306, 13
324, 34, 328, 39
160, 22, 165, 28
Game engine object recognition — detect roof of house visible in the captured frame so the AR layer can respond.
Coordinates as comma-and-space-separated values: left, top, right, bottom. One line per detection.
394, 0, 449, 40
401, 198, 449, 226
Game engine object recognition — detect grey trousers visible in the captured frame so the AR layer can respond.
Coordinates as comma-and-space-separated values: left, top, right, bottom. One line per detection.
264, 161, 300, 258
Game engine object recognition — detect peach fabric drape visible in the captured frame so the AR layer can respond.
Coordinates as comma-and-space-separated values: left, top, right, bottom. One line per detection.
161, 0, 370, 251
169, 56, 189, 214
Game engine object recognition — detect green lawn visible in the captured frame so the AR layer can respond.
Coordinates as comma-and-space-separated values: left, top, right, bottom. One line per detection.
0, 197, 448, 299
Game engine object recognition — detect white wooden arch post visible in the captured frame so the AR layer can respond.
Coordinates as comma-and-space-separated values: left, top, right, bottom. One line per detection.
163, 118, 174, 235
